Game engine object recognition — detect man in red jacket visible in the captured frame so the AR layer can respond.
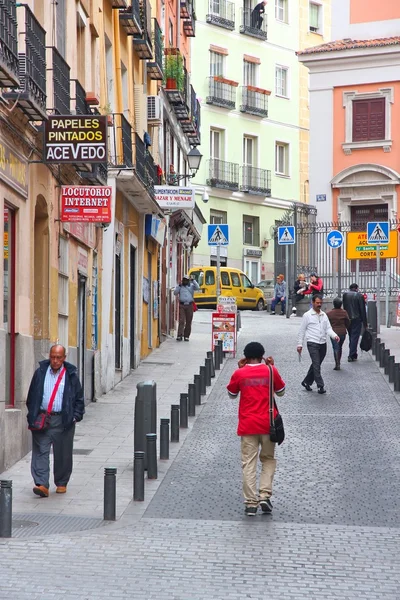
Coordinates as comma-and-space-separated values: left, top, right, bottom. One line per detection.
227, 342, 285, 516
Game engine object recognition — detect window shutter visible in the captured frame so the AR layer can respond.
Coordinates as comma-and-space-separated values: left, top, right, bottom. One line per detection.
352, 100, 369, 142
369, 98, 385, 140
353, 98, 385, 142
57, 0, 66, 58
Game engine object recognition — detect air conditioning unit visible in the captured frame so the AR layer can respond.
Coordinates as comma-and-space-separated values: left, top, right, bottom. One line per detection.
147, 96, 161, 122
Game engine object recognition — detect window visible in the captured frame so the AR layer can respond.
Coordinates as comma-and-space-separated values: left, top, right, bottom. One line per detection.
352, 98, 385, 142
243, 60, 258, 86
210, 210, 227, 224
205, 270, 215, 285
210, 128, 223, 159
241, 274, 253, 288
275, 0, 288, 23
169, 19, 174, 46
275, 142, 289, 176
58, 236, 69, 349
243, 215, 260, 246
231, 272, 241, 287
210, 0, 221, 14
309, 2, 321, 33
210, 51, 225, 77
275, 66, 288, 97
243, 136, 257, 166
221, 271, 230, 286
56, 0, 66, 57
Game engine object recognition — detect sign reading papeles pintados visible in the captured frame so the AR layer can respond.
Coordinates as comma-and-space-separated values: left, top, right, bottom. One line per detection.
44, 116, 107, 163
61, 186, 112, 223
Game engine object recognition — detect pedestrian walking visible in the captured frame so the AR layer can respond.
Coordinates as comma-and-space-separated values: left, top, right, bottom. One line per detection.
270, 274, 286, 315
227, 342, 286, 516
342, 283, 368, 362
297, 294, 339, 394
26, 344, 84, 498
174, 274, 200, 341
326, 298, 350, 370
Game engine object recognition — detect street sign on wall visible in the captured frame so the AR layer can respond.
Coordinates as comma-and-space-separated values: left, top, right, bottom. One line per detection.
44, 116, 108, 163
346, 230, 398, 260
61, 186, 112, 222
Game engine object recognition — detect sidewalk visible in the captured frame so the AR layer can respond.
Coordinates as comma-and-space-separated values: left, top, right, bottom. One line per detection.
0, 311, 223, 520
378, 325, 400, 363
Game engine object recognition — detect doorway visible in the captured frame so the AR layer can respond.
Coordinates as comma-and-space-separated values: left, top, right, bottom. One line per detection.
3, 206, 16, 407
77, 275, 86, 395
147, 251, 152, 349
115, 253, 122, 368
130, 245, 136, 369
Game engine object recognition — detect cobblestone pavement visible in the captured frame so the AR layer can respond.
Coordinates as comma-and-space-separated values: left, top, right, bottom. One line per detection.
1, 313, 400, 599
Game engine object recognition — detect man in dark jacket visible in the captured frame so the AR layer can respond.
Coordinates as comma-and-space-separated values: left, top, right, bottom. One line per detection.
26, 344, 84, 498
342, 283, 367, 362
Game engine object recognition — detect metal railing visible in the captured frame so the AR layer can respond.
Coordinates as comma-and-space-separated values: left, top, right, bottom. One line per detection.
147, 18, 163, 79
72, 79, 91, 115
183, 2, 195, 37
119, 0, 141, 35
240, 7, 268, 40
240, 86, 268, 117
240, 166, 271, 196
164, 48, 185, 93
206, 76, 236, 109
51, 47, 70, 114
206, 158, 239, 191
109, 113, 133, 167
0, 0, 19, 87
135, 132, 146, 183
206, 0, 235, 30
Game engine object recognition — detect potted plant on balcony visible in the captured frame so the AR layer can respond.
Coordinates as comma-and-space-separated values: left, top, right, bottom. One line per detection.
164, 52, 184, 91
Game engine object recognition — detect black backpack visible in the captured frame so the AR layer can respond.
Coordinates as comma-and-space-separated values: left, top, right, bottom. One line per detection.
360, 329, 372, 352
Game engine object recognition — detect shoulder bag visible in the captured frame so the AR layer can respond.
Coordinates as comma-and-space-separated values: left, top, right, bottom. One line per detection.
29, 367, 66, 431
267, 364, 285, 445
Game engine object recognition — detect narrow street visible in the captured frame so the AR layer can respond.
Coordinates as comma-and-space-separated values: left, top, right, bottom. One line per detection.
1, 311, 400, 599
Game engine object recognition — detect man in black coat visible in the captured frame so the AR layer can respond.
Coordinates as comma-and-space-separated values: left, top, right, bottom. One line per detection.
251, 0, 267, 29
26, 344, 84, 498
342, 283, 368, 362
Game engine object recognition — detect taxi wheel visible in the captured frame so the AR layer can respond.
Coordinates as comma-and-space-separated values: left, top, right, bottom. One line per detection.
255, 299, 264, 311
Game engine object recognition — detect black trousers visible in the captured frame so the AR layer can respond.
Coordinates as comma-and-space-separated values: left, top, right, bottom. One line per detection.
31, 414, 75, 488
304, 342, 327, 388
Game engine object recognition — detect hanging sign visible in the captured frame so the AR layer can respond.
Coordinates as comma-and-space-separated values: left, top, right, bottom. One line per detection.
61, 186, 112, 222
44, 115, 107, 163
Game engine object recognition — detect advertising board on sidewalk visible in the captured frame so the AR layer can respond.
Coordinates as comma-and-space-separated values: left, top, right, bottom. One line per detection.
212, 312, 237, 354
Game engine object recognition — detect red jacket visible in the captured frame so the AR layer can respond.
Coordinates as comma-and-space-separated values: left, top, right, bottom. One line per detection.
303, 277, 323, 296
227, 363, 285, 436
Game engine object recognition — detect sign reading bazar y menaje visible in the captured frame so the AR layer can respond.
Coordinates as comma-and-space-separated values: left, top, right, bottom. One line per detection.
61, 186, 112, 223
44, 115, 107, 163
154, 186, 195, 209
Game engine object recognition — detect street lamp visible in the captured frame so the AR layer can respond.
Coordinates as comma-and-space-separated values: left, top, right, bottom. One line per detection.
169, 147, 203, 184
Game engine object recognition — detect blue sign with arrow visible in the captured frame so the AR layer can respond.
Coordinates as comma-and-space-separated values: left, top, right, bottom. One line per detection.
327, 230, 344, 249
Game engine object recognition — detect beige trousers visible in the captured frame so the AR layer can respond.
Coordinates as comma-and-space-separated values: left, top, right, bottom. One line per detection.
241, 435, 277, 506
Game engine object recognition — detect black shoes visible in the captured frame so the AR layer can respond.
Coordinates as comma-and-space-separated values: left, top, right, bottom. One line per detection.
245, 506, 257, 516
348, 357, 357, 362
176, 336, 183, 342
301, 381, 312, 391
259, 498, 273, 514
184, 337, 189, 342
318, 387, 326, 394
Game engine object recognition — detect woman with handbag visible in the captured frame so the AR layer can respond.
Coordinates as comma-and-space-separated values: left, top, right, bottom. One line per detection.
227, 342, 286, 516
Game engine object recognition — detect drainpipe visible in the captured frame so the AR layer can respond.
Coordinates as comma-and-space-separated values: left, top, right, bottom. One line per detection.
113, 10, 123, 114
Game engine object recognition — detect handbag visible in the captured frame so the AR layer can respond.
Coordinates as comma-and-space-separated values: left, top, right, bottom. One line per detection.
267, 364, 285, 445
192, 301, 198, 312
29, 367, 66, 431
360, 329, 372, 352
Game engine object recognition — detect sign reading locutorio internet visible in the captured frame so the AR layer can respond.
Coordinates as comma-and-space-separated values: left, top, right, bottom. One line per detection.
44, 116, 107, 163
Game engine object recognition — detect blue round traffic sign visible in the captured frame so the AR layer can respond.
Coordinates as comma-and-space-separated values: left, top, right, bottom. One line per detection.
327, 230, 344, 249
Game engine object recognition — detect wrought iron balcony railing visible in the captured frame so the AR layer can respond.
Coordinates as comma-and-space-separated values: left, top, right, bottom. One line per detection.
183, 3, 195, 37
206, 158, 239, 191
0, 0, 19, 87
109, 113, 133, 168
147, 19, 163, 80
146, 150, 159, 194
72, 80, 91, 115
135, 132, 146, 184
240, 7, 268, 40
181, 86, 201, 145
206, 0, 235, 30
133, 0, 152, 59
4, 5, 46, 120
79, 162, 108, 186
240, 86, 269, 117
240, 166, 271, 196
49, 47, 70, 114
119, 0, 141, 35
206, 76, 237, 110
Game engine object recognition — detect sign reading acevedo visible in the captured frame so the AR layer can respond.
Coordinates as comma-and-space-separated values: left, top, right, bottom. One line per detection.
61, 186, 112, 223
154, 186, 195, 209
44, 116, 107, 163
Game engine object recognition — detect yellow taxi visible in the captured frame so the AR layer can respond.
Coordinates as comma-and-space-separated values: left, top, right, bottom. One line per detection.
188, 266, 265, 310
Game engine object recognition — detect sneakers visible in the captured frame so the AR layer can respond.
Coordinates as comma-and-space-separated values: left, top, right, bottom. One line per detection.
56, 486, 67, 494
184, 337, 189, 342
33, 485, 49, 498
176, 336, 183, 342
301, 381, 312, 391
348, 357, 357, 362
270, 311, 275, 315
259, 498, 273, 513
245, 506, 258, 516
318, 387, 326, 394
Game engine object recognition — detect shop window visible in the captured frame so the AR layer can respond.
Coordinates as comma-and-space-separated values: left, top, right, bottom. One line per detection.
4, 206, 16, 407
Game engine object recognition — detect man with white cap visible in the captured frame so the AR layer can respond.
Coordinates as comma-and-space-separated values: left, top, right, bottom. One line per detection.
174, 274, 200, 341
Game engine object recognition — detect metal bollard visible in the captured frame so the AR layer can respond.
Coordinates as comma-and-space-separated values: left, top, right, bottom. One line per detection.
103, 468, 117, 521
134, 381, 157, 470
213, 346, 221, 371
394, 363, 400, 392
371, 334, 377, 356
188, 383, 196, 417
133, 451, 145, 501
146, 433, 157, 479
205, 358, 212, 387
0, 480, 12, 538
194, 374, 201, 405
215, 342, 222, 368
237, 310, 242, 330
199, 366, 207, 395
384, 349, 391, 375
367, 300, 377, 333
180, 393, 189, 428
160, 418, 169, 460
388, 356, 395, 383
207, 351, 215, 378
379, 343, 386, 368
375, 337, 381, 362
217, 340, 224, 363
171, 405, 180, 442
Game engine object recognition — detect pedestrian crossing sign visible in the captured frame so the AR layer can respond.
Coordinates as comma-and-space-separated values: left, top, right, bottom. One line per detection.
208, 224, 229, 246
278, 226, 295, 245
367, 221, 389, 245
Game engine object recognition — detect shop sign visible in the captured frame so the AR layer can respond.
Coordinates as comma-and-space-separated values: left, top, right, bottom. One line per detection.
346, 230, 398, 260
61, 186, 112, 222
145, 214, 166, 245
244, 248, 262, 257
0, 141, 28, 196
44, 115, 107, 163
154, 186, 195, 209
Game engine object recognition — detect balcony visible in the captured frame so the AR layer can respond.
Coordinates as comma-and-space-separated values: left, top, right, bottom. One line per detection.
180, 0, 193, 19
72, 80, 91, 115
47, 47, 70, 114
112, 0, 128, 7
135, 133, 158, 197
109, 113, 133, 168
147, 19, 163, 80
240, 166, 271, 196
133, 0, 152, 59
240, 7, 268, 40
183, 2, 196, 37
206, 0, 235, 30
4, 6, 46, 120
0, 0, 19, 87
119, 1, 142, 35
163, 48, 186, 104
206, 76, 237, 110
78, 163, 108, 186
206, 159, 239, 191
181, 87, 201, 146
240, 86, 269, 117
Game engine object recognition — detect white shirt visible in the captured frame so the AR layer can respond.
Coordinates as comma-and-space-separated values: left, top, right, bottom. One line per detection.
40, 366, 66, 412
297, 308, 337, 347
